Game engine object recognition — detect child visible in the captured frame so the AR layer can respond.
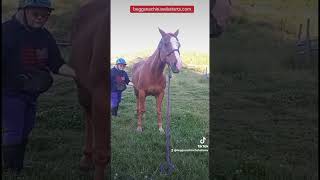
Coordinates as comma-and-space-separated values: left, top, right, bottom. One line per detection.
111, 58, 130, 116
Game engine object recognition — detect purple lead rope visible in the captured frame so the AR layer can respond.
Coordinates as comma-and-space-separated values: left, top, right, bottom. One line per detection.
160, 66, 175, 175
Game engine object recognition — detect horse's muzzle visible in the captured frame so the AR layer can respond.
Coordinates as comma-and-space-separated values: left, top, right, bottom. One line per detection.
170, 65, 180, 73
171, 68, 180, 73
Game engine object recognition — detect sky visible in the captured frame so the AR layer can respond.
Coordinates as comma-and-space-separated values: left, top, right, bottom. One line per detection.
111, 0, 209, 57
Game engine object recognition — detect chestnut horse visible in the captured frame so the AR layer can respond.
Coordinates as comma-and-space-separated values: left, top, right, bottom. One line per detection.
69, 0, 110, 180
132, 28, 182, 133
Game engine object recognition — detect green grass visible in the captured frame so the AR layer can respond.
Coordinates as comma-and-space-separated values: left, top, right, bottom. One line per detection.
2, 0, 318, 180
210, 71, 318, 180
234, 0, 318, 38
210, 1, 318, 179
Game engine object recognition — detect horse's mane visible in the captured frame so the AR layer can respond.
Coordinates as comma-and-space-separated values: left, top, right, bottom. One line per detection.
144, 39, 161, 62
148, 33, 178, 62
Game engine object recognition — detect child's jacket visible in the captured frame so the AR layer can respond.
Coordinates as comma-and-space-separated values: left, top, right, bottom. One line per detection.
111, 67, 130, 92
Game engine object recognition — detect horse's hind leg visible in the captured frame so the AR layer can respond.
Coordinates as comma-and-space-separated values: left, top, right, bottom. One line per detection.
156, 92, 165, 133
137, 90, 146, 132
91, 85, 110, 180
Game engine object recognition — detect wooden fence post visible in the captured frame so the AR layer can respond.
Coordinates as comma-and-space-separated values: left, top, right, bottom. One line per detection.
205, 67, 208, 79
295, 18, 318, 71
298, 24, 303, 41
306, 18, 312, 63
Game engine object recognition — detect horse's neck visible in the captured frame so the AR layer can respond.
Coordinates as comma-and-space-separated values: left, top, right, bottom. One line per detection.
149, 49, 165, 77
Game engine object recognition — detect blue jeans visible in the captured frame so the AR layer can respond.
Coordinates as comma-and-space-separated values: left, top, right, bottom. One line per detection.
2, 90, 38, 146
111, 91, 122, 109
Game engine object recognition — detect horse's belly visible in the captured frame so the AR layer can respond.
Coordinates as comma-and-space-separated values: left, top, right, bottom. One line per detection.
146, 87, 163, 96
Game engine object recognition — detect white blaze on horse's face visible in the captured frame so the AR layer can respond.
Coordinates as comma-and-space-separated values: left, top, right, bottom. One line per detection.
159, 28, 183, 73
169, 36, 183, 73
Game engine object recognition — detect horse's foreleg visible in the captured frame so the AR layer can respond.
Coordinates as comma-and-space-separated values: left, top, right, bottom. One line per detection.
136, 95, 139, 115
134, 89, 139, 114
137, 91, 146, 132
91, 85, 110, 180
79, 109, 94, 171
76, 86, 94, 171
156, 92, 165, 133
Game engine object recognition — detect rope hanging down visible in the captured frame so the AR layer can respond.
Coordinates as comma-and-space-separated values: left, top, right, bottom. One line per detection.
159, 65, 175, 175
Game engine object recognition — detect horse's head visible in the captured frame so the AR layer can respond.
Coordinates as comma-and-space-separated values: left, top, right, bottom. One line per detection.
210, 0, 232, 38
158, 28, 183, 73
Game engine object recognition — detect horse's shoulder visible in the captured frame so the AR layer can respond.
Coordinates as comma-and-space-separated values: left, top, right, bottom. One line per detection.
71, 1, 109, 90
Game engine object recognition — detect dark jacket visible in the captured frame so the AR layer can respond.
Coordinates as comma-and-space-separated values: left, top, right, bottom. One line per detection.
2, 15, 65, 90
111, 66, 130, 92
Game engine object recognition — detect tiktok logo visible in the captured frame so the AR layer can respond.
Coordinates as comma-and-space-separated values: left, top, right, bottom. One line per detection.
200, 137, 206, 144
198, 137, 208, 149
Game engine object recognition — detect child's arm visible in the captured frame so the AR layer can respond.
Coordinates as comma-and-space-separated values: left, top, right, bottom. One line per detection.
125, 72, 130, 85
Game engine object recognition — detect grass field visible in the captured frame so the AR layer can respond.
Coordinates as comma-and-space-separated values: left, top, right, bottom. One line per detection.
2, 0, 318, 180
211, 0, 318, 179
233, 0, 318, 38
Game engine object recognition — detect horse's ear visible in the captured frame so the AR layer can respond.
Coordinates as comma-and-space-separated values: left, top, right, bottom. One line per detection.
174, 29, 179, 37
158, 28, 166, 37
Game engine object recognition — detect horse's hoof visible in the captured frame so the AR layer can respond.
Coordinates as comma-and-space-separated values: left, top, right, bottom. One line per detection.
94, 166, 105, 180
136, 127, 143, 132
159, 128, 165, 134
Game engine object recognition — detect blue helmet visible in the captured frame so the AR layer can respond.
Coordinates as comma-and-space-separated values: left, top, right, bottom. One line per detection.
18, 0, 54, 10
116, 58, 127, 65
